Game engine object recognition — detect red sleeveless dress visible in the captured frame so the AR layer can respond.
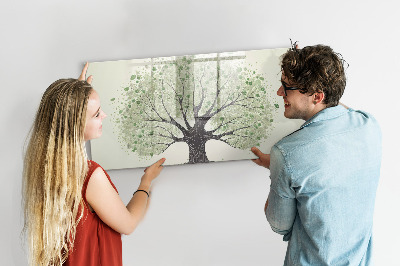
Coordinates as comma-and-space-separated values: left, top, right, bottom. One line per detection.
64, 160, 122, 266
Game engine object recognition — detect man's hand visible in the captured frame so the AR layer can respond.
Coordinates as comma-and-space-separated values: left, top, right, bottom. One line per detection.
251, 147, 271, 169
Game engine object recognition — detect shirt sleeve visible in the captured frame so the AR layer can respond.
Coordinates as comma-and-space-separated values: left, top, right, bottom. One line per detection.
266, 145, 297, 241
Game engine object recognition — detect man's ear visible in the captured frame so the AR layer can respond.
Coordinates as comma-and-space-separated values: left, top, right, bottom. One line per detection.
313, 92, 325, 105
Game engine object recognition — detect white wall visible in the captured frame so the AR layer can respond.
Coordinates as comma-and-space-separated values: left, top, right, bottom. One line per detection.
1, 0, 399, 265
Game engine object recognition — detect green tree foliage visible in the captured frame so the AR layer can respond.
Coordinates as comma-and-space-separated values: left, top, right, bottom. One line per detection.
111, 55, 279, 163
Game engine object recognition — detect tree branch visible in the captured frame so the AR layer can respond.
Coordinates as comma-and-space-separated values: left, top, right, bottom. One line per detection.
210, 117, 240, 133
145, 94, 166, 122
212, 125, 251, 139
203, 59, 231, 118
161, 96, 188, 133
178, 84, 192, 129
154, 125, 182, 142
194, 65, 207, 117
158, 142, 176, 153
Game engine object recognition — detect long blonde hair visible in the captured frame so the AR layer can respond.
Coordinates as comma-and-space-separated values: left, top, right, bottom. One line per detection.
23, 79, 93, 265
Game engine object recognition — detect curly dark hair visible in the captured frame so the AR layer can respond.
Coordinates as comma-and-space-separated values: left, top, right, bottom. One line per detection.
281, 44, 347, 107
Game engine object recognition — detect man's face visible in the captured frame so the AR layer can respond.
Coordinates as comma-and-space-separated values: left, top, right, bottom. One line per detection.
277, 74, 315, 121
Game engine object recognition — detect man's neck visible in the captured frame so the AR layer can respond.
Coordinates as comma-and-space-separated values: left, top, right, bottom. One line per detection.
304, 104, 327, 121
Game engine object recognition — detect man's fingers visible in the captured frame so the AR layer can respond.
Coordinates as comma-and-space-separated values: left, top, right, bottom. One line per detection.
251, 147, 264, 157
252, 158, 262, 166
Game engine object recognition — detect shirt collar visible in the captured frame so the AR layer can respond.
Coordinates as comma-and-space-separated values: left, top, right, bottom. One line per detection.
301, 105, 349, 129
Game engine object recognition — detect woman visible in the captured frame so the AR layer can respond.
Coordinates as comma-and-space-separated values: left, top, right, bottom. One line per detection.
22, 63, 165, 265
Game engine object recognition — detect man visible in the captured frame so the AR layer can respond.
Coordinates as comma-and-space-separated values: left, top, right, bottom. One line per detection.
251, 44, 381, 265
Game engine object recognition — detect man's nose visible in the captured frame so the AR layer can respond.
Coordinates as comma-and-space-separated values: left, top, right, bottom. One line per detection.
277, 85, 285, 96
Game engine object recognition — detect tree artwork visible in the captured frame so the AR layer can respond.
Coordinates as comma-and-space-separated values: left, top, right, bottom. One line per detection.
110, 53, 279, 164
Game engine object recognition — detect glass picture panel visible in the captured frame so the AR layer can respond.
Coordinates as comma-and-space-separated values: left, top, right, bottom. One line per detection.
87, 48, 303, 170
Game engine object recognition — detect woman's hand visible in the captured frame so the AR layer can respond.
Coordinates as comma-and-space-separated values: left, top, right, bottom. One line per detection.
142, 158, 166, 186
78, 62, 93, 84
251, 147, 271, 169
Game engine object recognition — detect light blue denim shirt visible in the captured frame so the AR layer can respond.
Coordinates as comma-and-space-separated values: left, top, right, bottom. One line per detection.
266, 105, 382, 266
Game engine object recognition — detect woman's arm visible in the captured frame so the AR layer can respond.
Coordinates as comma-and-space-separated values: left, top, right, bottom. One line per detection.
86, 158, 165, 235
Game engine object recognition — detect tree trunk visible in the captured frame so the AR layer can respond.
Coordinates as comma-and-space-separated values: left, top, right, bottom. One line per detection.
183, 117, 213, 164
187, 141, 209, 164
